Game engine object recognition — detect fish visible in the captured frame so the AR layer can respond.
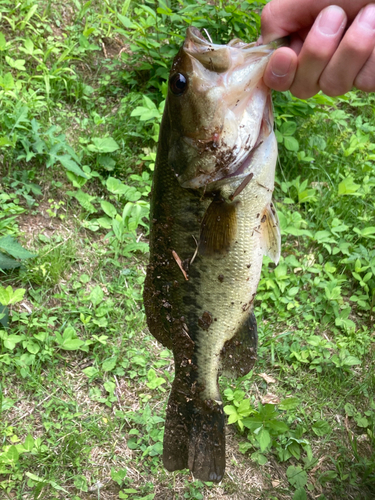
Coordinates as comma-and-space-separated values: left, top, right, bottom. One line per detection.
143, 27, 285, 483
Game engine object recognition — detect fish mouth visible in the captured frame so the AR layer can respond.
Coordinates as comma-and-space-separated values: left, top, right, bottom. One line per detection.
184, 26, 289, 67
175, 28, 284, 190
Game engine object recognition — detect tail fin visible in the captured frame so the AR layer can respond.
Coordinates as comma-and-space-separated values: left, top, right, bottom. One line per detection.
188, 399, 225, 482
163, 381, 225, 482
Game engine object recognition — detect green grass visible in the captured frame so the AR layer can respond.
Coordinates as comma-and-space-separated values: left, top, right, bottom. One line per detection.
1, 0, 375, 499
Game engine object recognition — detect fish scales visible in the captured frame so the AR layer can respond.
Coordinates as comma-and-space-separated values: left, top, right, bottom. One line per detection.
144, 27, 285, 482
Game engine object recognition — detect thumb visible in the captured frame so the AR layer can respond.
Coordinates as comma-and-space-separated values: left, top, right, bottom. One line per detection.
260, 0, 370, 43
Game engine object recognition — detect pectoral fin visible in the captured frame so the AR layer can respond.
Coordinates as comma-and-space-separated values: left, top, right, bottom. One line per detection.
199, 198, 237, 256
260, 202, 281, 264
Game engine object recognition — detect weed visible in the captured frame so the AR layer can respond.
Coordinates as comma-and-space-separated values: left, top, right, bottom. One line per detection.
0, 1, 375, 499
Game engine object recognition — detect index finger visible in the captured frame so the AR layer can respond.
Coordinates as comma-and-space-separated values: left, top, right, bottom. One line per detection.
261, 0, 371, 42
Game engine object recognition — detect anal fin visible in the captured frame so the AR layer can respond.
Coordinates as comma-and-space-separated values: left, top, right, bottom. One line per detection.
220, 312, 258, 378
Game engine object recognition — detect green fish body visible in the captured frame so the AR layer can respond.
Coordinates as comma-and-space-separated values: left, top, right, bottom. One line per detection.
144, 27, 283, 482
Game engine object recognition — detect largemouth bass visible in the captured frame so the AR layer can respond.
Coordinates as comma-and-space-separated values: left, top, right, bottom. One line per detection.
144, 27, 284, 482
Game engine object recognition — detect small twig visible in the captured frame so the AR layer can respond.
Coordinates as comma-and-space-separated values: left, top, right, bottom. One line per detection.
102, 42, 108, 58
21, 302, 32, 314
114, 375, 122, 397
172, 250, 188, 281
203, 28, 213, 44
15, 388, 61, 422
114, 375, 123, 410
42, 238, 70, 257
118, 47, 127, 58
190, 235, 199, 265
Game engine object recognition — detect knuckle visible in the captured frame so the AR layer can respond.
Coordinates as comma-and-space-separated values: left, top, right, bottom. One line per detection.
319, 76, 349, 97
302, 43, 334, 63
290, 84, 315, 100
261, 3, 272, 24
355, 69, 375, 93
344, 31, 375, 57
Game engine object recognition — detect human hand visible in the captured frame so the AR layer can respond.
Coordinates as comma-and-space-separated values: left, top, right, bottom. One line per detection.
261, 0, 375, 98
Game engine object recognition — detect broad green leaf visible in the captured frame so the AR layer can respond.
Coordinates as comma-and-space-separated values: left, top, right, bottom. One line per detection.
287, 441, 301, 460
284, 136, 299, 152
122, 241, 149, 255
0, 135, 13, 147
104, 381, 115, 394
59, 154, 88, 178
355, 416, 369, 427
4, 334, 24, 350
106, 177, 127, 195
23, 434, 34, 452
0, 32, 6, 50
66, 171, 88, 188
0, 236, 36, 260
0, 252, 20, 269
267, 419, 289, 433
344, 403, 356, 416
117, 13, 134, 28
61, 326, 75, 340
89, 285, 104, 306
96, 217, 112, 229
1, 73, 14, 91
112, 219, 124, 241
87, 137, 119, 153
23, 38, 34, 54
82, 366, 99, 378
257, 428, 271, 452
0, 286, 25, 306
25, 472, 44, 482
59, 338, 84, 350
102, 357, 117, 372
318, 470, 337, 484
5, 56, 26, 71
281, 121, 297, 136
25, 341, 40, 354
0, 305, 9, 328
101, 200, 118, 218
279, 397, 300, 410
343, 355, 361, 366
251, 451, 268, 465
360, 226, 375, 237
111, 467, 127, 486
70, 190, 96, 213
338, 177, 360, 195
20, 3, 38, 28
312, 420, 331, 436
3, 445, 19, 464
293, 488, 307, 500
287, 287, 299, 297
286, 466, 307, 488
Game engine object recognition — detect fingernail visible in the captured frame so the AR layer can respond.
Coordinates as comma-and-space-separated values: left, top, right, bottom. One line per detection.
358, 4, 375, 30
317, 5, 346, 35
270, 52, 292, 78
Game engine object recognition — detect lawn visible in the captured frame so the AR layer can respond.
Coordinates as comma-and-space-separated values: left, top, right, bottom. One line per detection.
0, 1, 375, 499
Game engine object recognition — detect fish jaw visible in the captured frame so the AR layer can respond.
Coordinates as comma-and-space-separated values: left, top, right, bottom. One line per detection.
166, 27, 280, 190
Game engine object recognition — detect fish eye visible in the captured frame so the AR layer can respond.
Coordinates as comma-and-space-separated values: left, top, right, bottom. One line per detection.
169, 73, 188, 95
